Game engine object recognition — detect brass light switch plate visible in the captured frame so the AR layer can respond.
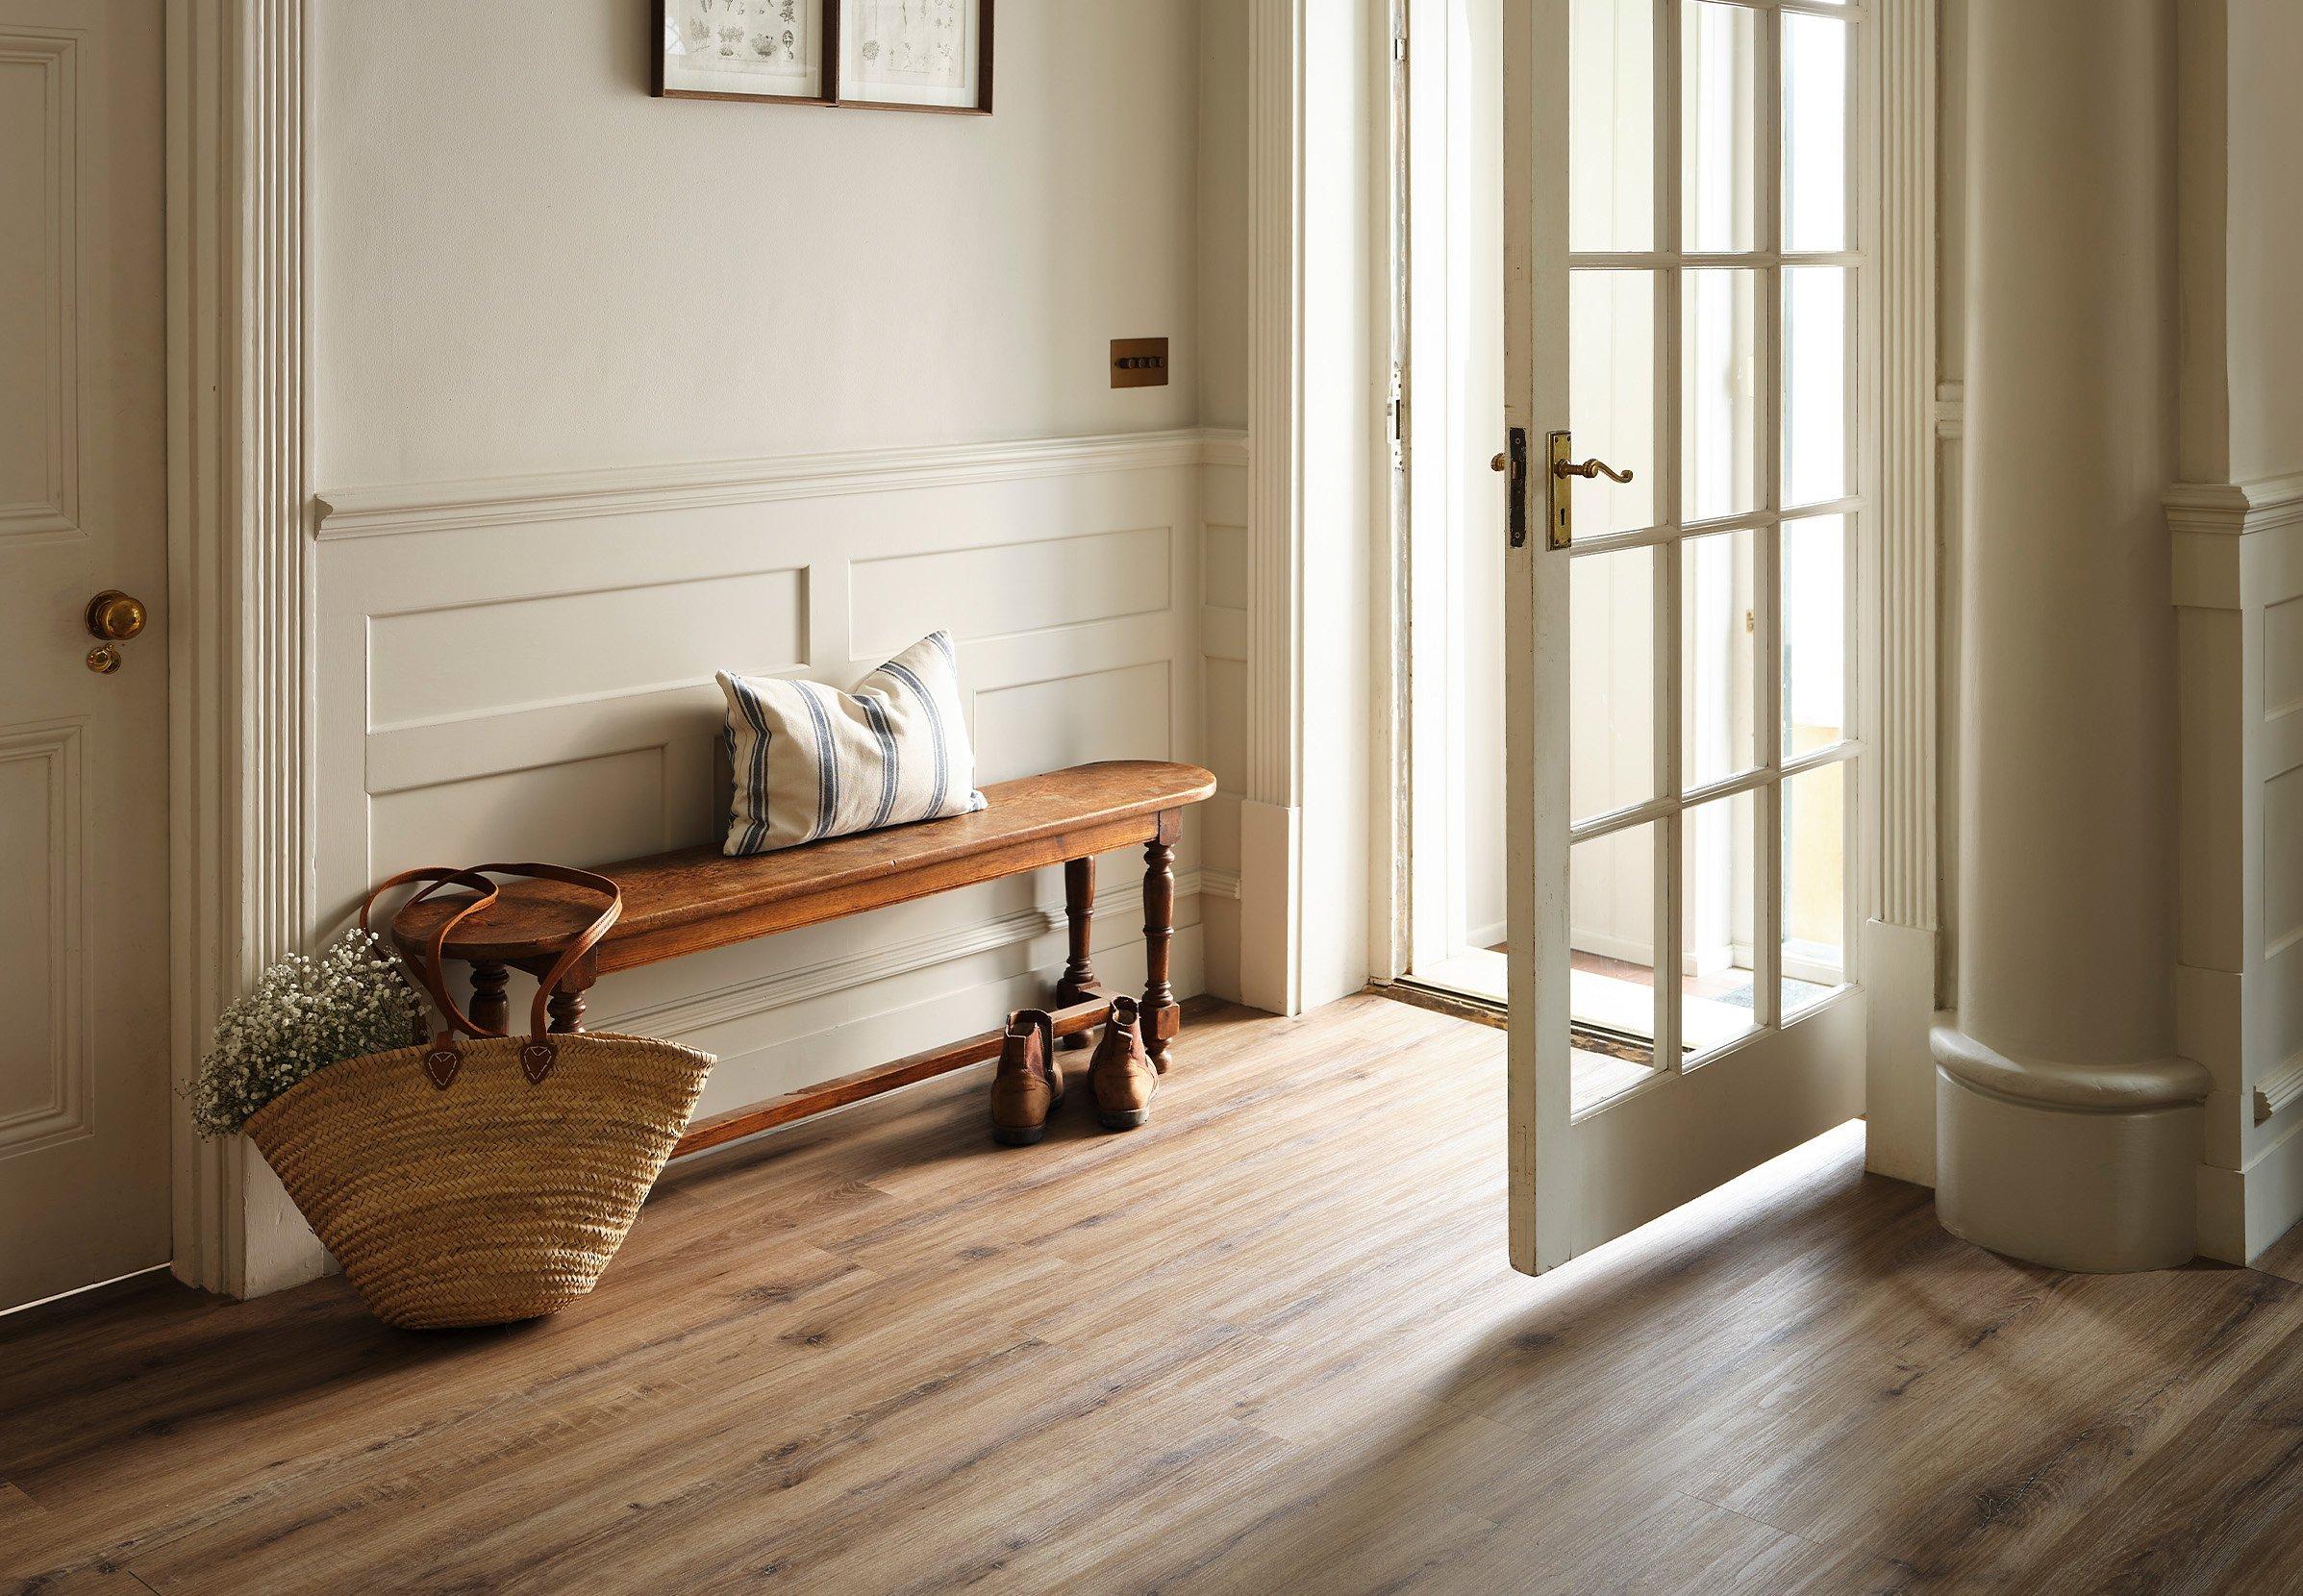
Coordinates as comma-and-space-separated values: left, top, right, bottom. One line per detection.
1111, 337, 1169, 388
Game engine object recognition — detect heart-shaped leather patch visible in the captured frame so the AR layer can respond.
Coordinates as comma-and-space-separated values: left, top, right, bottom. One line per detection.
520, 1040, 558, 1085
422, 1045, 462, 1090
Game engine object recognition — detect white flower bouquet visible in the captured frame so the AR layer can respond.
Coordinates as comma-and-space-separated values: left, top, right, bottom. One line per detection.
187, 929, 428, 1136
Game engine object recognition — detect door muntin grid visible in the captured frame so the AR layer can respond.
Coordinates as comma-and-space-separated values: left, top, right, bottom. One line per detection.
1565, 0, 1863, 1107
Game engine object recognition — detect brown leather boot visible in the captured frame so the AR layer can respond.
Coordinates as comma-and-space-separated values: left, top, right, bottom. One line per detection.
1089, 996, 1157, 1131
989, 1009, 1064, 1145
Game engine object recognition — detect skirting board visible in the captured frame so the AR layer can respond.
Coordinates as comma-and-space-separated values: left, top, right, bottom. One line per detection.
2196, 1107, 2303, 1266
1864, 918, 1938, 1188
1237, 798, 1301, 1016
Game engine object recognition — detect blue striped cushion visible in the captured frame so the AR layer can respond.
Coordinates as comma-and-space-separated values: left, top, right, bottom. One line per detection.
716, 632, 988, 856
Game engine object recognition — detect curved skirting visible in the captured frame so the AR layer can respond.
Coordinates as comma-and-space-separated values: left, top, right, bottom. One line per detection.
1932, 1022, 2206, 1272
1930, 1024, 2211, 1112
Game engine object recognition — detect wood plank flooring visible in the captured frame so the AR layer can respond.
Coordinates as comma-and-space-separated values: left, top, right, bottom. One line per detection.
8, 995, 2303, 1593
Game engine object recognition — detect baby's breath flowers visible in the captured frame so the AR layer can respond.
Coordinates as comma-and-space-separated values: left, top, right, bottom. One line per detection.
188, 930, 427, 1135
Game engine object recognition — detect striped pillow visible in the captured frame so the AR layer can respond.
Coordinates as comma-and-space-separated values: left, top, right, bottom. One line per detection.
717, 631, 988, 856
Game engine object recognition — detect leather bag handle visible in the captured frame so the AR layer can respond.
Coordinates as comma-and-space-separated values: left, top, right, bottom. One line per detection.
358, 862, 622, 1088
461, 861, 623, 1041
358, 865, 504, 1050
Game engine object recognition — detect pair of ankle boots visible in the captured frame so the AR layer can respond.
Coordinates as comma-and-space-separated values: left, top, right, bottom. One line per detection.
989, 997, 1156, 1145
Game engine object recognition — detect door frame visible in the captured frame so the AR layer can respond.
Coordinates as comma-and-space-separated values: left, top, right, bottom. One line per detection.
1375, 0, 1941, 1185
165, 0, 313, 1299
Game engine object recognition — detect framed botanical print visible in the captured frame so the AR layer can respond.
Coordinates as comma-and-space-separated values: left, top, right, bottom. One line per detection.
834, 0, 992, 115
654, 0, 836, 106
651, 0, 992, 115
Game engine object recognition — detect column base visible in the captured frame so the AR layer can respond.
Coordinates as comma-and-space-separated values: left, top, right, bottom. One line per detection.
1933, 1022, 2208, 1272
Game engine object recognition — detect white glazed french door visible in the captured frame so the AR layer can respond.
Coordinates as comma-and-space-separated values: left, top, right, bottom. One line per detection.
1504, 0, 1869, 1273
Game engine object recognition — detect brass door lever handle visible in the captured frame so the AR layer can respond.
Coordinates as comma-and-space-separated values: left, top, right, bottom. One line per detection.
1551, 457, 1635, 485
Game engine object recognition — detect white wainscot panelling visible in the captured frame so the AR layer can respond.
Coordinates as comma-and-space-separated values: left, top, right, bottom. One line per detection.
851, 526, 1171, 657
1196, 458, 1248, 998
972, 661, 1172, 785
1201, 658, 1248, 795
316, 428, 1223, 1128
2268, 763, 2303, 959
369, 568, 806, 729
368, 745, 673, 882
0, 724, 83, 1149
1203, 520, 1248, 608
2268, 596, 2303, 720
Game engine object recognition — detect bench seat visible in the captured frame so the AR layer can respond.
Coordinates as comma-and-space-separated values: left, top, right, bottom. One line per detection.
390, 759, 1216, 1156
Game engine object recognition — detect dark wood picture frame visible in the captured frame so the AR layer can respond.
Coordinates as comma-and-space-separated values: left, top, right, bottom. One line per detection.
651, 0, 840, 108
650, 0, 992, 116
830, 0, 993, 116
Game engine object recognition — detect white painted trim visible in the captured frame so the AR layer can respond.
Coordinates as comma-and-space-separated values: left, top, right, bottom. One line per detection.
2164, 470, 2303, 538
2256, 1050, 2303, 1126
1934, 381, 1964, 440
313, 428, 1243, 541
608, 871, 1205, 1039
1874, 0, 1937, 936
1247, 0, 1303, 811
1239, 0, 1307, 1014
2198, 1109, 2303, 1266
1862, 0, 1940, 1189
1201, 428, 1250, 468
166, 0, 314, 1300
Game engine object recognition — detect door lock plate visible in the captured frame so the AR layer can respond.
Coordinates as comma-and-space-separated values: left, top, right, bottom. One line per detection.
1546, 430, 1574, 549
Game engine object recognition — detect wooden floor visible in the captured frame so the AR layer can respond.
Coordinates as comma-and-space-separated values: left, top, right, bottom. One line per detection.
10, 996, 2303, 1594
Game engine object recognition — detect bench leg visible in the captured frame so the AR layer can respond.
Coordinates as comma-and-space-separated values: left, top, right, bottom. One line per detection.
467, 960, 512, 1035
1141, 815, 1180, 1073
544, 960, 597, 1035
1056, 856, 1099, 1049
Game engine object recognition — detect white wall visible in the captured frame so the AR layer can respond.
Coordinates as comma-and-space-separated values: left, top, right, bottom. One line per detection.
311, 0, 1204, 484
263, 0, 1232, 1290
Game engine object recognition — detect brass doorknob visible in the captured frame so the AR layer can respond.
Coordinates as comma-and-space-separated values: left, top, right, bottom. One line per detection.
85, 590, 146, 641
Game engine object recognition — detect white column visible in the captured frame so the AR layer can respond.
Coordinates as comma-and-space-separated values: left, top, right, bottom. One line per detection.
1931, 0, 2209, 1271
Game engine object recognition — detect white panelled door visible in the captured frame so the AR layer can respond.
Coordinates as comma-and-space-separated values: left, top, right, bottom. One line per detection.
1505, 0, 1868, 1273
0, 0, 169, 1310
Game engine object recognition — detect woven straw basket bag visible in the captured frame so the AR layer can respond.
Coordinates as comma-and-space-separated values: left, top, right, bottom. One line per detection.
244, 863, 714, 1330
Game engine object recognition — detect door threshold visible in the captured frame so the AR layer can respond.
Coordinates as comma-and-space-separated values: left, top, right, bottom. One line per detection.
1374, 977, 1507, 1031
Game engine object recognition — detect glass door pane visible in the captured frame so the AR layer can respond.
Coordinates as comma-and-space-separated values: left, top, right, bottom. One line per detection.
1782, 762, 1848, 1014
1681, 788, 1760, 1059
1571, 819, 1661, 1108
1782, 513, 1847, 754
1783, 266, 1851, 507
1682, 269, 1761, 522
1570, 544, 1660, 823
1682, 1, 1757, 253
1782, 10, 1853, 252
1681, 526, 1758, 790
1569, 0, 1655, 253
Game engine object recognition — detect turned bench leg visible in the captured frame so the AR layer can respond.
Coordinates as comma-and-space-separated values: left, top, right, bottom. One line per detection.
1141, 811, 1181, 1072
509, 952, 598, 1035
1056, 856, 1099, 1050
468, 960, 512, 1035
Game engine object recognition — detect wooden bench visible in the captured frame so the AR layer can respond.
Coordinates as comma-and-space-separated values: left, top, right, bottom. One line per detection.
391, 760, 1216, 1160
